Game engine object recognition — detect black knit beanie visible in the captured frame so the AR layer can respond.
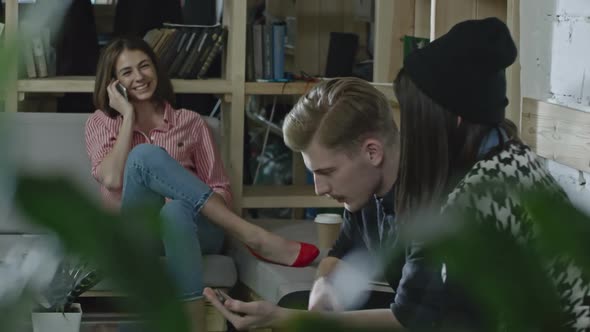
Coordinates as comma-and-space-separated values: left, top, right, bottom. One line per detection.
403, 17, 517, 125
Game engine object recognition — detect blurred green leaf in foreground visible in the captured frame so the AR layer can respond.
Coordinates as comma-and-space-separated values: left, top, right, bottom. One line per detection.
14, 175, 190, 332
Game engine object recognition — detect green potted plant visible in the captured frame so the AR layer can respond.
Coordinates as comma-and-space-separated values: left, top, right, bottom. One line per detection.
31, 258, 101, 332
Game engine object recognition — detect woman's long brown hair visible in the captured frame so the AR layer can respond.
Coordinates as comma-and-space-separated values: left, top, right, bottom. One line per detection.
393, 68, 519, 219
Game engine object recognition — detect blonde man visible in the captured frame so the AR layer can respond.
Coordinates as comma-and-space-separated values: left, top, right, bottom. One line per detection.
283, 77, 401, 312
205, 77, 406, 330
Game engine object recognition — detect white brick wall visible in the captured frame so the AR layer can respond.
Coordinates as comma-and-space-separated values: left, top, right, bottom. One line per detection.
521, 0, 590, 214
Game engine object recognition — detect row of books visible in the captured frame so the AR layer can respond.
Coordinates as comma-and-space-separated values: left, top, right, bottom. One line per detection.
246, 22, 286, 82
21, 30, 57, 78
144, 24, 227, 79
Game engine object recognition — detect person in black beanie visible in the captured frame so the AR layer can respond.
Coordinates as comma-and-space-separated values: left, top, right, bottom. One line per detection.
395, 16, 519, 219
393, 17, 588, 331
403, 17, 517, 125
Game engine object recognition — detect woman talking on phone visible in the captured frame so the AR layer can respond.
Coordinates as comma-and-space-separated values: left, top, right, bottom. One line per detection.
84, 37, 318, 332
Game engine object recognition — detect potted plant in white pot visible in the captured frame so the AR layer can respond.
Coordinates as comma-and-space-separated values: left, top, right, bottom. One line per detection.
32, 258, 101, 332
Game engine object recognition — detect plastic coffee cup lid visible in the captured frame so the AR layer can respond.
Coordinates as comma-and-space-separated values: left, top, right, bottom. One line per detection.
314, 213, 343, 224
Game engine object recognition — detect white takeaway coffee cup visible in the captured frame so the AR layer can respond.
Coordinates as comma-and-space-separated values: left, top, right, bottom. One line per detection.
314, 213, 343, 249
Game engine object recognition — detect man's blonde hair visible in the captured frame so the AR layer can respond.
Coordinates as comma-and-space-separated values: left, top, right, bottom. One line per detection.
283, 77, 398, 153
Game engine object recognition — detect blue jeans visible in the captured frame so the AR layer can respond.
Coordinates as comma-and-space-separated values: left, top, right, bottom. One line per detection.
121, 144, 224, 301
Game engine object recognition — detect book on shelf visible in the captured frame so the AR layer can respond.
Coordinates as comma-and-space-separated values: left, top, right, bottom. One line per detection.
252, 23, 264, 80
144, 24, 226, 79
262, 24, 273, 80
272, 22, 286, 81
143, 28, 163, 49
162, 22, 221, 29
31, 36, 48, 77
148, 28, 165, 54
245, 24, 254, 82
19, 27, 57, 79
23, 40, 37, 78
197, 27, 226, 79
153, 28, 175, 57
168, 29, 199, 77
247, 22, 286, 82
177, 28, 207, 78
158, 29, 182, 70
190, 26, 222, 78
41, 29, 56, 77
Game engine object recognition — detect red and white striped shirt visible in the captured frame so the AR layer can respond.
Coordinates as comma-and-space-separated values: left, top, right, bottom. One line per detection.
84, 103, 232, 210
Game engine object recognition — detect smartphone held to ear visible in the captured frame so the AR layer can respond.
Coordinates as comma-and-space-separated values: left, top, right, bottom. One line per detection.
115, 83, 128, 101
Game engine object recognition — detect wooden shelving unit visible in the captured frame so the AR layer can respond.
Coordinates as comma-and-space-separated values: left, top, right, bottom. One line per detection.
3, 0, 520, 215
242, 185, 342, 208
17, 77, 233, 94
245, 81, 318, 95
16, 78, 397, 100
245, 81, 396, 100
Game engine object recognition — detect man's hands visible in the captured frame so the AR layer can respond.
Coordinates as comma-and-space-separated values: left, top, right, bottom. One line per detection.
203, 287, 284, 331
308, 276, 343, 312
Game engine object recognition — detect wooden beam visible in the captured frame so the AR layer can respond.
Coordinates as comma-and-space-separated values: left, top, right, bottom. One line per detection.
387, 0, 417, 82
415, 0, 431, 38
224, 0, 247, 213
522, 98, 590, 173
430, 0, 437, 40
373, 0, 395, 82
244, 81, 398, 105
4, 0, 18, 112
477, 0, 507, 21
16, 77, 233, 94
433, 0, 476, 38
242, 185, 343, 208
245, 81, 318, 95
291, 153, 307, 219
295, 0, 321, 76
506, 0, 522, 129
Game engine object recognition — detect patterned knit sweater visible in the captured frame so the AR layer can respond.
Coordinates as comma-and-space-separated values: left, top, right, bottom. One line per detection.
442, 141, 590, 331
